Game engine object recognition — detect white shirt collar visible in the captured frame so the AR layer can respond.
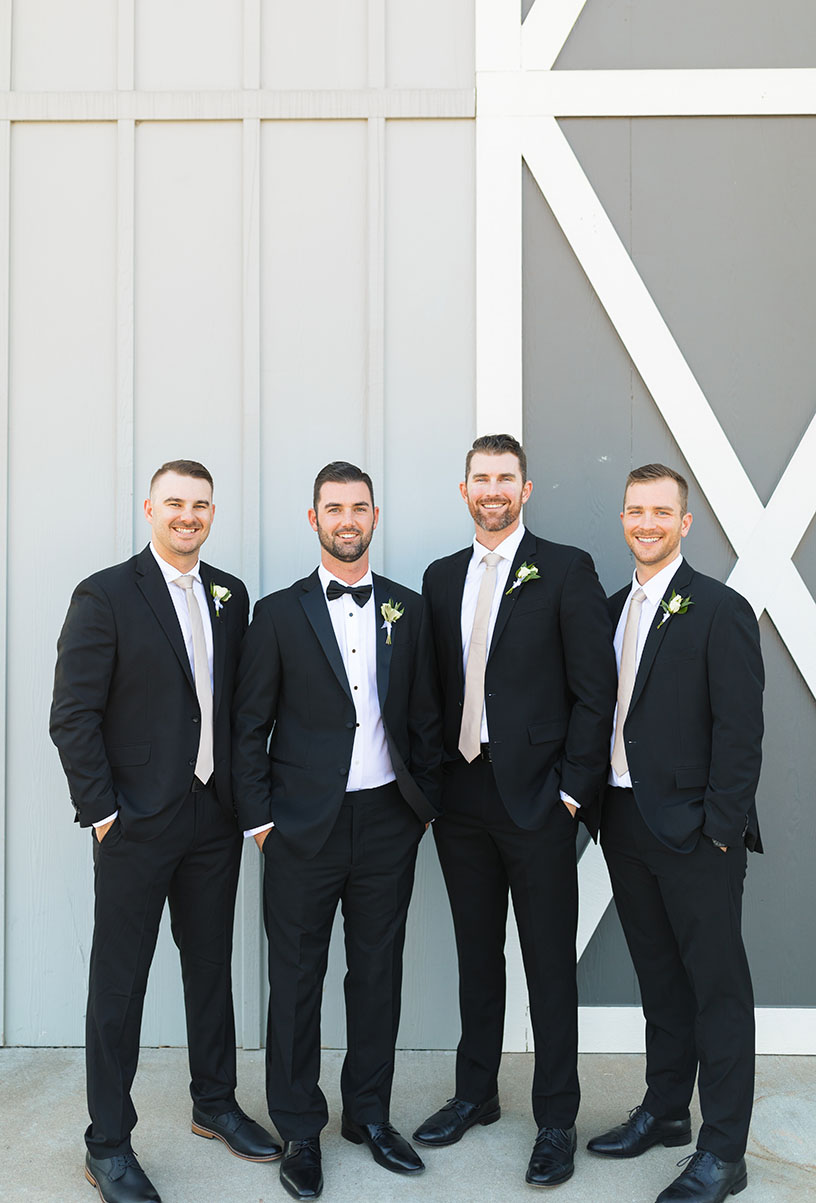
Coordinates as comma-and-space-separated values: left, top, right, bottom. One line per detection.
318, 563, 374, 595
150, 541, 202, 585
631, 553, 684, 605
469, 522, 526, 566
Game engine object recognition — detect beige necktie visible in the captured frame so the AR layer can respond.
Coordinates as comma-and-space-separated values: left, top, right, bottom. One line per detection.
459, 552, 502, 763
175, 575, 214, 784
611, 587, 647, 778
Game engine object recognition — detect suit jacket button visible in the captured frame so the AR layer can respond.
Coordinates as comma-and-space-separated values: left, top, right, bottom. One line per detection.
192, 716, 200, 724
188, 758, 196, 767
346, 721, 355, 729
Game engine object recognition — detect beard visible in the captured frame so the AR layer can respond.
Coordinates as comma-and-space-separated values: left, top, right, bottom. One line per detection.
467, 494, 523, 533
316, 521, 374, 563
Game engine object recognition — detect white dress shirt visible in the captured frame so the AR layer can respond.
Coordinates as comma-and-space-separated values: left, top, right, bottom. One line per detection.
244, 564, 396, 839
94, 542, 214, 829
460, 523, 577, 809
609, 554, 684, 788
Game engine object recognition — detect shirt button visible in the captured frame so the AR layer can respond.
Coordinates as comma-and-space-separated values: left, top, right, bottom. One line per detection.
353, 685, 358, 690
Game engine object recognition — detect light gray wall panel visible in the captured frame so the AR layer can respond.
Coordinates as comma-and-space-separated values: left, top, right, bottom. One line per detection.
386, 0, 475, 89
7, 123, 117, 1043
262, 1, 368, 90
135, 0, 243, 90
556, 0, 816, 69
11, 0, 115, 90
522, 116, 816, 1006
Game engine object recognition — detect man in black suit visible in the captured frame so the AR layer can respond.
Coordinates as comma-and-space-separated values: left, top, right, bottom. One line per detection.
50, 460, 280, 1203
587, 464, 763, 1203
414, 434, 617, 1187
231, 461, 441, 1201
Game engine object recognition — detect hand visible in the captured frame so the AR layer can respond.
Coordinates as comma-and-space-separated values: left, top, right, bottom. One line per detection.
254, 829, 269, 851
562, 800, 577, 819
95, 819, 115, 842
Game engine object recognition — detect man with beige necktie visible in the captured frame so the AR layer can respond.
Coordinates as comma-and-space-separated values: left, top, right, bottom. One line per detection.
588, 464, 764, 1203
415, 434, 617, 1188
50, 460, 279, 1203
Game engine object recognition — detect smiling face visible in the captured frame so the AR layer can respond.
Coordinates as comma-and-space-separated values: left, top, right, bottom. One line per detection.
144, 470, 215, 572
621, 477, 692, 582
308, 479, 378, 579
460, 451, 533, 547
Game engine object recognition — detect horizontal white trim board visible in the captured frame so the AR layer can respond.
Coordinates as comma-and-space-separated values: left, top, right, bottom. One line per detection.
0, 89, 476, 123
478, 68, 816, 117
578, 1008, 816, 1055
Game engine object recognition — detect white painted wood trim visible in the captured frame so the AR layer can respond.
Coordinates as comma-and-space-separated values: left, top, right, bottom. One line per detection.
367, 0, 386, 91
366, 116, 385, 573
577, 1007, 816, 1055
0, 118, 9, 1046
478, 69, 816, 117
0, 0, 12, 91
237, 112, 263, 1049
522, 0, 589, 72
0, 89, 476, 122
243, 0, 261, 92
475, 0, 519, 74
475, 116, 522, 436
115, 119, 135, 561
117, 0, 135, 93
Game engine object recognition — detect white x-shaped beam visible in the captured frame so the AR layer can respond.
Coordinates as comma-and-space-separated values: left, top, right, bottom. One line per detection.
476, 0, 816, 962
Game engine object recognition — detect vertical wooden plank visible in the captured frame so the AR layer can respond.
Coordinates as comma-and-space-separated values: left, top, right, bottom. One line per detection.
115, 119, 135, 559
117, 0, 135, 91
0, 0, 11, 89
0, 117, 9, 1045
366, 0, 385, 568
236, 0, 263, 1051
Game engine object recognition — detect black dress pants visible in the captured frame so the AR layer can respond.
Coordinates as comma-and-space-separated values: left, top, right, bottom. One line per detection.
85, 785, 242, 1157
601, 785, 755, 1161
433, 757, 580, 1129
261, 783, 424, 1140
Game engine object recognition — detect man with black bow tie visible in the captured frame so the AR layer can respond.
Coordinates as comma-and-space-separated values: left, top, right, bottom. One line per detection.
232, 461, 441, 1201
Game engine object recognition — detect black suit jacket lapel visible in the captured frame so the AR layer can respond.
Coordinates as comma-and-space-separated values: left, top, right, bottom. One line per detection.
487, 528, 538, 663
299, 571, 353, 702
135, 546, 195, 691
445, 548, 472, 693
629, 559, 694, 713
372, 575, 393, 711
199, 562, 226, 719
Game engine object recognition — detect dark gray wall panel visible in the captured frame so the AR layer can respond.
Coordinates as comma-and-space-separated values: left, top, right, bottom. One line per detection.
522, 116, 816, 1006
556, 0, 816, 70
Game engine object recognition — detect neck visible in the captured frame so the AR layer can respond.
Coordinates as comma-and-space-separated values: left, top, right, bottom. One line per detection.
321, 551, 370, 585
152, 541, 199, 575
635, 552, 681, 585
474, 517, 521, 552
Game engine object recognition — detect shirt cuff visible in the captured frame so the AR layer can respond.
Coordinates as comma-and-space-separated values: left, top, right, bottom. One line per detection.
559, 791, 580, 809
93, 811, 118, 828
244, 822, 274, 838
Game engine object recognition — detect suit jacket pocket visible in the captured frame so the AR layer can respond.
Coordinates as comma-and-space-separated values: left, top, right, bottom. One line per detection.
528, 720, 568, 745
107, 743, 150, 767
675, 765, 708, 789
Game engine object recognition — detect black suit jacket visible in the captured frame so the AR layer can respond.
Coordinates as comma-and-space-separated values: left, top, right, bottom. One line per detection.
608, 559, 764, 853
50, 545, 249, 839
423, 529, 617, 837
231, 570, 442, 859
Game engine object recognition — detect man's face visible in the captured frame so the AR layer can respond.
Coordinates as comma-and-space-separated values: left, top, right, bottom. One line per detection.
309, 480, 378, 565
144, 470, 214, 567
621, 478, 692, 579
460, 451, 533, 535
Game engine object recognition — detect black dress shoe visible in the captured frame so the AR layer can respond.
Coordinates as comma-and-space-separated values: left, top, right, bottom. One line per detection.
412, 1095, 501, 1147
655, 1151, 748, 1202
84, 1151, 161, 1203
587, 1105, 692, 1158
525, 1125, 577, 1188
191, 1103, 282, 1161
279, 1138, 323, 1201
341, 1114, 424, 1174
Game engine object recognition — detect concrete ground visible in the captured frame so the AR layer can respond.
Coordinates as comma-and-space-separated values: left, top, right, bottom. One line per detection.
0, 1048, 813, 1202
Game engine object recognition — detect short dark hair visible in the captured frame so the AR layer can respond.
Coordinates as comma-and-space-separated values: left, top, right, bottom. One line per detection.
312, 461, 374, 511
150, 459, 213, 495
465, 434, 527, 482
624, 463, 689, 514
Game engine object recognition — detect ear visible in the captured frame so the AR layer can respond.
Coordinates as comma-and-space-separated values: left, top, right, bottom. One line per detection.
459, 481, 469, 503
372, 506, 380, 531
681, 511, 693, 537
143, 498, 153, 523
307, 508, 318, 533
521, 479, 533, 504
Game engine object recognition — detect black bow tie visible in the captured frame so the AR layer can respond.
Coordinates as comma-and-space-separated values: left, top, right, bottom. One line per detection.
326, 580, 372, 607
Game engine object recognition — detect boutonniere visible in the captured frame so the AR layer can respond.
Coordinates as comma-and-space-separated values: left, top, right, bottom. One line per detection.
380, 599, 404, 645
657, 589, 693, 629
505, 562, 540, 596
210, 582, 232, 617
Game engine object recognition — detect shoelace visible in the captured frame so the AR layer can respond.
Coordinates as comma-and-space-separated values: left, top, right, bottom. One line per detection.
534, 1126, 572, 1151
107, 1153, 140, 1181
675, 1150, 718, 1172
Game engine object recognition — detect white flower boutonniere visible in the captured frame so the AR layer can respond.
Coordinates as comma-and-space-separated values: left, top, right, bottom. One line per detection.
380, 598, 404, 645
210, 582, 232, 617
505, 562, 540, 596
656, 588, 693, 630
